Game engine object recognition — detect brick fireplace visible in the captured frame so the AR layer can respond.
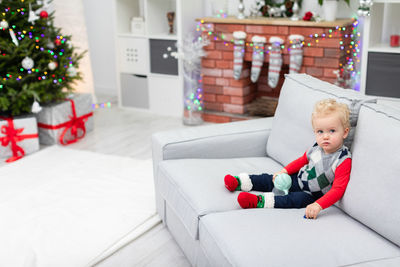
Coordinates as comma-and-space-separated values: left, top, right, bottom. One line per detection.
199, 17, 354, 123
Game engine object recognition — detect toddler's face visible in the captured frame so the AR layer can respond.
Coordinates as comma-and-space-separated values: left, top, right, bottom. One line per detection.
312, 113, 349, 154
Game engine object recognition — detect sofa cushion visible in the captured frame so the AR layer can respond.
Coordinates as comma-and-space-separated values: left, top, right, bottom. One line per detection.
267, 73, 375, 166
338, 103, 400, 247
199, 207, 400, 267
348, 257, 400, 267
158, 157, 283, 240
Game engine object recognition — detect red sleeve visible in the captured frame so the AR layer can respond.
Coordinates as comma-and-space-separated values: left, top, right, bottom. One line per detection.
316, 158, 352, 209
284, 152, 308, 175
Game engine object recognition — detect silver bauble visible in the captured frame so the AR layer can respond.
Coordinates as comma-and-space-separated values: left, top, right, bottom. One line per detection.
0, 20, 9, 29
67, 66, 77, 77
48, 61, 57, 70
22, 56, 34, 69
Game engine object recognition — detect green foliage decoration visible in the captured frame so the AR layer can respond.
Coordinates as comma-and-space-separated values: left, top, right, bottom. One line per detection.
0, 0, 85, 116
318, 0, 350, 6
257, 0, 303, 18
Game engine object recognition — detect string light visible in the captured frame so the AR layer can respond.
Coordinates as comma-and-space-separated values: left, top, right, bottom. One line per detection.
196, 18, 361, 88
92, 102, 112, 109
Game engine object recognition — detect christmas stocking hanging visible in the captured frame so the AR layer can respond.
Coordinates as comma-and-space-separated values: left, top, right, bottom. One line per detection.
233, 31, 247, 80
250, 36, 266, 83
268, 37, 284, 88
289, 34, 304, 74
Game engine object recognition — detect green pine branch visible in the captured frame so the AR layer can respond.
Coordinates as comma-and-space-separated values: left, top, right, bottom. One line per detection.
0, 0, 85, 116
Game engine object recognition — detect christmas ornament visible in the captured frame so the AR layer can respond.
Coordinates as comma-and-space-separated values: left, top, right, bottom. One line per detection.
31, 100, 42, 113
67, 66, 77, 77
268, 37, 284, 88
9, 29, 19, 46
22, 57, 34, 69
48, 61, 57, 70
233, 31, 247, 80
289, 34, 304, 74
55, 39, 61, 46
250, 35, 266, 83
0, 20, 9, 29
47, 39, 55, 49
66, 40, 73, 48
357, 0, 373, 17
28, 3, 39, 24
40, 10, 49, 19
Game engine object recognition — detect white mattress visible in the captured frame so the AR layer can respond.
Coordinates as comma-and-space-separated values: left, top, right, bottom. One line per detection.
0, 146, 158, 267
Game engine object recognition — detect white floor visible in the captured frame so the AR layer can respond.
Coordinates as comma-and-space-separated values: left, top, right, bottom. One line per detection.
1, 103, 193, 267
71, 105, 193, 267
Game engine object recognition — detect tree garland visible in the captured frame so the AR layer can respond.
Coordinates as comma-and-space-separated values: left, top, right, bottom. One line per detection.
257, 0, 302, 18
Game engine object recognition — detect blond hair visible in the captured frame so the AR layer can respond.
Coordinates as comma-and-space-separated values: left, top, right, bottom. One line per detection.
311, 99, 350, 130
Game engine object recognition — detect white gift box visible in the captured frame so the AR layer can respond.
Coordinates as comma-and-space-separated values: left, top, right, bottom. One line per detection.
0, 115, 40, 162
36, 94, 94, 145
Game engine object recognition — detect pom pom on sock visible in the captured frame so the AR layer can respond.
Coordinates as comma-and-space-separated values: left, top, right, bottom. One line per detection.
237, 192, 259, 209
224, 174, 239, 192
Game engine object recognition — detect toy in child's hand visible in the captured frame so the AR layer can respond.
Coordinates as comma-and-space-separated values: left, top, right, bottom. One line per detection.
273, 173, 292, 195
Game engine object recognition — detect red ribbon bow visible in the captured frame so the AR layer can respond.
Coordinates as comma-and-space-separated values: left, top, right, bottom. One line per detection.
38, 99, 93, 145
0, 116, 39, 163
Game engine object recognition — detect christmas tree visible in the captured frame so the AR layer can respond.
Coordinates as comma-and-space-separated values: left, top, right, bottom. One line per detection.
0, 0, 84, 116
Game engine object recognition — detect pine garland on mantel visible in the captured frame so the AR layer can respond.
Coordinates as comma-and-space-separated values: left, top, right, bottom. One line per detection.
257, 0, 303, 18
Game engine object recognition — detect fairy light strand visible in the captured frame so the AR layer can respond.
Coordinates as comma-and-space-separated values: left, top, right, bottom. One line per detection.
196, 18, 361, 88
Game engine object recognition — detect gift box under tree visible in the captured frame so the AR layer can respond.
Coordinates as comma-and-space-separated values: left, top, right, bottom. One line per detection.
36, 94, 94, 145
0, 116, 40, 163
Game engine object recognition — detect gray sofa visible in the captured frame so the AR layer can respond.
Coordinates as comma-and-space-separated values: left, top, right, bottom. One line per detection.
151, 74, 400, 266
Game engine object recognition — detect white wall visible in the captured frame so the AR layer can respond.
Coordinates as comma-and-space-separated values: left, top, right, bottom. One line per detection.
80, 0, 361, 100
82, 0, 118, 97
51, 0, 95, 96
212, 0, 360, 18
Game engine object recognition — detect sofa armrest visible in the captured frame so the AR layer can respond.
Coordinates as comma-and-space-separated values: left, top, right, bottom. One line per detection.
152, 117, 273, 169
151, 117, 273, 221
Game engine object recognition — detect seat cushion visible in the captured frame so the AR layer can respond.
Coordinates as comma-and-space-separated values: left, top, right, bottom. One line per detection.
338, 103, 400, 247
267, 74, 375, 166
199, 207, 400, 267
158, 157, 283, 240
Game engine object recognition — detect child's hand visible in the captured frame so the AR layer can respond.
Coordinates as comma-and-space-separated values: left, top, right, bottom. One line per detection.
273, 168, 288, 182
305, 202, 322, 219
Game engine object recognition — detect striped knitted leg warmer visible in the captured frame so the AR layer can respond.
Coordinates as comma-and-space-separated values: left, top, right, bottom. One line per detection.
233, 31, 247, 80
289, 34, 304, 74
268, 37, 284, 88
250, 35, 266, 83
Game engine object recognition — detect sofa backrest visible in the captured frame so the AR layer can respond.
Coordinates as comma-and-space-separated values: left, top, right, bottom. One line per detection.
338, 103, 400, 247
267, 74, 375, 167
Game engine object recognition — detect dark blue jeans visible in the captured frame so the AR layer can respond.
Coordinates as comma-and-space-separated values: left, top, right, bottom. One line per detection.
249, 173, 316, 209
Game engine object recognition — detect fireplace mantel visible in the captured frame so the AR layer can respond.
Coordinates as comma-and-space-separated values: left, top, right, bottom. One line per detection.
198, 16, 353, 28
198, 17, 355, 123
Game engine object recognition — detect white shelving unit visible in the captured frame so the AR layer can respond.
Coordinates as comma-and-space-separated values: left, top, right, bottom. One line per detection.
359, 0, 400, 102
112, 0, 203, 116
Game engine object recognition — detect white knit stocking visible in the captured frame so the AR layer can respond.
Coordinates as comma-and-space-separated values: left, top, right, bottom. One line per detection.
268, 37, 284, 88
289, 34, 304, 74
250, 36, 266, 83
233, 31, 247, 80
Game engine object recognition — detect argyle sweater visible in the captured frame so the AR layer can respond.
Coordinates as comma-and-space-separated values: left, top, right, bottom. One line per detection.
284, 143, 352, 209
